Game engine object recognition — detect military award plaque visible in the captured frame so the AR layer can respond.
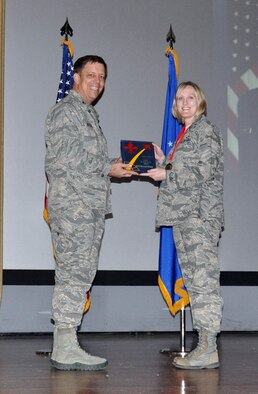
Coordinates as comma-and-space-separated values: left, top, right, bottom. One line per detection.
120, 140, 156, 174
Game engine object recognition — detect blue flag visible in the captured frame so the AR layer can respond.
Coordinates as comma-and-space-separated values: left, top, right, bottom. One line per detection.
158, 49, 189, 316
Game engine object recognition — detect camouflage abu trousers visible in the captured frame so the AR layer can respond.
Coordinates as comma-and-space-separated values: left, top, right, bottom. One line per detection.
49, 203, 105, 329
173, 217, 224, 334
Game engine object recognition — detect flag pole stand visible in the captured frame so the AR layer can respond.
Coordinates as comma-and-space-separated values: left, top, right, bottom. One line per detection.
160, 307, 189, 357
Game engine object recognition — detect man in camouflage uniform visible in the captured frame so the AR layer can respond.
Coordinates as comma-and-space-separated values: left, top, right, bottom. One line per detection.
142, 82, 224, 369
45, 55, 136, 371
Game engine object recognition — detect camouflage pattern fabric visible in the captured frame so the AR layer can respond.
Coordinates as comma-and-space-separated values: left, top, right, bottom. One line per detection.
50, 204, 105, 328
173, 217, 223, 333
156, 115, 224, 228
45, 90, 112, 215
155, 115, 224, 333
45, 90, 111, 328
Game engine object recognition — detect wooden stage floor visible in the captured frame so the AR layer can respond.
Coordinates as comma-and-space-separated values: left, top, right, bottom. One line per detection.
0, 332, 258, 393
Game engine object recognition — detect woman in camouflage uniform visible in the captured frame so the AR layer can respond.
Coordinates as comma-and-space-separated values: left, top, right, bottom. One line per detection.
141, 81, 224, 370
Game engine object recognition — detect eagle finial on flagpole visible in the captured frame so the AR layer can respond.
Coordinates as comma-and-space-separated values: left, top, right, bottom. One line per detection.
60, 18, 73, 41
166, 24, 176, 49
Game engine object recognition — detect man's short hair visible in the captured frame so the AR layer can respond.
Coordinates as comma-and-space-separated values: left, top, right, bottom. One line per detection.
74, 55, 108, 79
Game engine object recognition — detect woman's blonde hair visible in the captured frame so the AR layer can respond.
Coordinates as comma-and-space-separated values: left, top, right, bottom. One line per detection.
172, 81, 207, 124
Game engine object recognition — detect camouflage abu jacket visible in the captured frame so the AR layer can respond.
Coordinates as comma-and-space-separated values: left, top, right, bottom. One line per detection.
45, 90, 112, 214
156, 115, 224, 229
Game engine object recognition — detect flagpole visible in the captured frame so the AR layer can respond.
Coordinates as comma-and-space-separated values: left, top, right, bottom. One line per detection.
160, 307, 189, 357
178, 307, 187, 356
159, 25, 189, 358
36, 18, 74, 357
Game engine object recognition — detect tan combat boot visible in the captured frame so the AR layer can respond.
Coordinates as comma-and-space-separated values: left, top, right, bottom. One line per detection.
51, 327, 108, 371
172, 329, 219, 370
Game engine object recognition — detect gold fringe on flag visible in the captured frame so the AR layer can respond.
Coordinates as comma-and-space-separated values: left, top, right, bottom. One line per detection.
158, 275, 189, 316
165, 48, 179, 80
61, 40, 74, 57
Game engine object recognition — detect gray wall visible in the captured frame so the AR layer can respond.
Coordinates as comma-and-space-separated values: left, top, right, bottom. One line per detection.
1, 286, 258, 333
1, 0, 258, 333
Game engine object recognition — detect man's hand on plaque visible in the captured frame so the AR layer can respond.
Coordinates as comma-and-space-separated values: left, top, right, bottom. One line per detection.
108, 159, 138, 178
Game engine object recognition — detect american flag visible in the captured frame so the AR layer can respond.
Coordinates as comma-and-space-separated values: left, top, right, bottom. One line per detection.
43, 40, 74, 224
227, 0, 258, 169
56, 40, 74, 103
